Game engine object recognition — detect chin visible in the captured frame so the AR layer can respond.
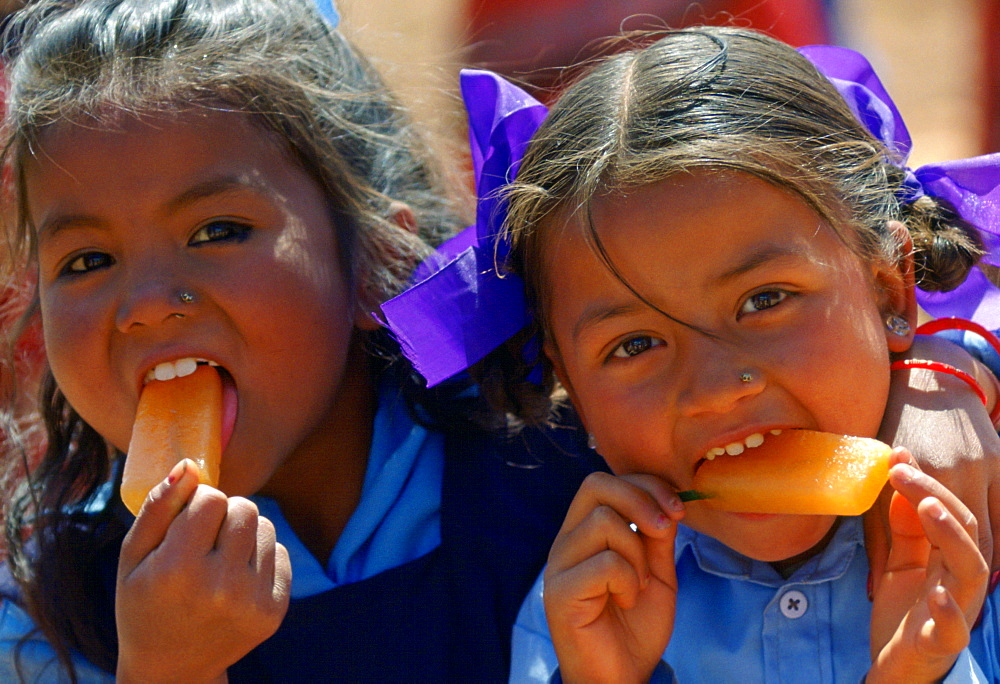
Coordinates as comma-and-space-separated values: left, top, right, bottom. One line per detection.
691, 511, 838, 563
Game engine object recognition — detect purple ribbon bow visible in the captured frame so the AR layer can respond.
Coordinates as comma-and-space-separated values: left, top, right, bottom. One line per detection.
379, 70, 547, 386
800, 45, 1000, 328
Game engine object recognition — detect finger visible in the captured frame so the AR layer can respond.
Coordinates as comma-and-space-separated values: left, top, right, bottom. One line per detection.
988, 481, 1000, 571
560, 472, 679, 540
214, 497, 261, 565
271, 541, 292, 610
920, 585, 972, 658
917, 497, 988, 622
885, 491, 930, 573
253, 518, 291, 623
546, 549, 645, 620
889, 463, 979, 541
118, 459, 199, 576
549, 502, 652, 589
160, 484, 230, 556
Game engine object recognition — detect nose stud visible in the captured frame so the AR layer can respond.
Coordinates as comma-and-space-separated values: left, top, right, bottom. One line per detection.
740, 372, 753, 383
178, 290, 196, 304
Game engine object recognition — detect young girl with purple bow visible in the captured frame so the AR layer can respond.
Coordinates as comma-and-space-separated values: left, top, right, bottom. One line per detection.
496, 28, 1000, 682
385, 26, 1000, 682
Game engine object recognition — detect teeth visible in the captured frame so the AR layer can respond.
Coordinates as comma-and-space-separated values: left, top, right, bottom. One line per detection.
704, 431, 771, 460
145, 357, 216, 383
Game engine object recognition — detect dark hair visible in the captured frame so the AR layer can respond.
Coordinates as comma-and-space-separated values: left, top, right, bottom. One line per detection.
0, 0, 469, 677
477, 26, 983, 424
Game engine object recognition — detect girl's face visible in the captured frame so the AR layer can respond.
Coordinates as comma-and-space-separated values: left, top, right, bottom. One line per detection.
543, 170, 912, 562
27, 109, 372, 498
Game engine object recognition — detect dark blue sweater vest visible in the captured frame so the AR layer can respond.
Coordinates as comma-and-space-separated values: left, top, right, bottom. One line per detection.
226, 422, 604, 681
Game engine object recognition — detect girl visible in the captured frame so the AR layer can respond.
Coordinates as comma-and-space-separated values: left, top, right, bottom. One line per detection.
0, 0, 603, 680
464, 28, 1000, 682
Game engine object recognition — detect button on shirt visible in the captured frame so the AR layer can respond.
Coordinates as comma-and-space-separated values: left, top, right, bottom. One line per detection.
511, 517, 999, 683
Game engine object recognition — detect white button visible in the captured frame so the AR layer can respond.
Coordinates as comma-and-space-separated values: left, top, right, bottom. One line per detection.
779, 590, 808, 619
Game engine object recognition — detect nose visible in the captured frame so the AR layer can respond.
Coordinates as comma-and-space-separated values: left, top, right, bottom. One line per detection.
114, 269, 194, 333
676, 337, 764, 417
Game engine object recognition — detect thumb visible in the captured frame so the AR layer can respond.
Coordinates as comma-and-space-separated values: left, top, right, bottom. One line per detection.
118, 459, 199, 578
865, 447, 918, 594
645, 517, 679, 591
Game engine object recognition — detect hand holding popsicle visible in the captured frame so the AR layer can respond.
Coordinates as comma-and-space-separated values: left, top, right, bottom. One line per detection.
117, 365, 291, 681
867, 460, 988, 683
117, 460, 292, 682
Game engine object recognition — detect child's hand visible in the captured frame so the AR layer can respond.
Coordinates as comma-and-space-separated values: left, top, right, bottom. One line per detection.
115, 459, 292, 683
868, 456, 989, 683
543, 472, 684, 683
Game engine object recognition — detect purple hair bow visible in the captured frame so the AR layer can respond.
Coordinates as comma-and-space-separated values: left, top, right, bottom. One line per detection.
379, 70, 547, 386
800, 45, 1000, 328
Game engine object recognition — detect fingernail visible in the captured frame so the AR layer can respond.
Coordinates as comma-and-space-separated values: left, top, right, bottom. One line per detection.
926, 498, 948, 522
167, 459, 189, 485
932, 584, 948, 607
892, 463, 917, 484
655, 514, 671, 530
666, 496, 685, 512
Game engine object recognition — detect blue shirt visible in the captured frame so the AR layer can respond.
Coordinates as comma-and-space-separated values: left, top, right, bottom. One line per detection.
0, 385, 444, 681
511, 517, 1000, 683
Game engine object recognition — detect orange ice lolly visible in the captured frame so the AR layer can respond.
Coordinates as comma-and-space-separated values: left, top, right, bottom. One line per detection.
121, 364, 223, 515
688, 430, 892, 516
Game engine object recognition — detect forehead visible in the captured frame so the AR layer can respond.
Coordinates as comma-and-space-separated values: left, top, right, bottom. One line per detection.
24, 108, 311, 220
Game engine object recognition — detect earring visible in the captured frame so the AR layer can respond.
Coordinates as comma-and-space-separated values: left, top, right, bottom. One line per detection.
885, 314, 910, 337
739, 372, 753, 383
587, 433, 597, 450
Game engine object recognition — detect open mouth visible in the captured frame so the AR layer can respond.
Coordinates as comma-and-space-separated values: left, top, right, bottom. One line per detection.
141, 357, 238, 454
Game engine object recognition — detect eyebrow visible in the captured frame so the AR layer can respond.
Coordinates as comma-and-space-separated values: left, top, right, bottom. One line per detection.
164, 175, 272, 213
572, 301, 646, 343
36, 175, 271, 241
714, 243, 810, 284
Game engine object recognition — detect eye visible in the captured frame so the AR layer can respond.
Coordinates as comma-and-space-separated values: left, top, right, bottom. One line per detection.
190, 220, 252, 245
61, 251, 114, 276
739, 289, 788, 315
611, 335, 663, 359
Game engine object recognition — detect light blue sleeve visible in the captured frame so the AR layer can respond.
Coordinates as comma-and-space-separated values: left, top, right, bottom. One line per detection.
940, 649, 989, 683
0, 600, 114, 683
510, 571, 558, 684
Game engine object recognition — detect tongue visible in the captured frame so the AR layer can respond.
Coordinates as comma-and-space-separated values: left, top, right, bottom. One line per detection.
219, 368, 238, 454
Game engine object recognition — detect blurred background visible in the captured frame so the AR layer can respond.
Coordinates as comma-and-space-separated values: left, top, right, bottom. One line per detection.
338, 0, 999, 169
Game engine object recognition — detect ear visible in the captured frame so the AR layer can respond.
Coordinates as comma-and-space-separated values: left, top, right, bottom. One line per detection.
543, 337, 590, 429
389, 201, 418, 235
352, 203, 419, 331
877, 220, 917, 353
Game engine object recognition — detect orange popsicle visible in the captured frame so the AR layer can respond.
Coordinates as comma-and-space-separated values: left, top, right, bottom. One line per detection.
688, 430, 892, 515
121, 364, 223, 515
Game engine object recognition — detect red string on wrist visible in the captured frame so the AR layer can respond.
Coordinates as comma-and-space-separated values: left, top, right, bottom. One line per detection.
913, 317, 1000, 425
890, 358, 988, 408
